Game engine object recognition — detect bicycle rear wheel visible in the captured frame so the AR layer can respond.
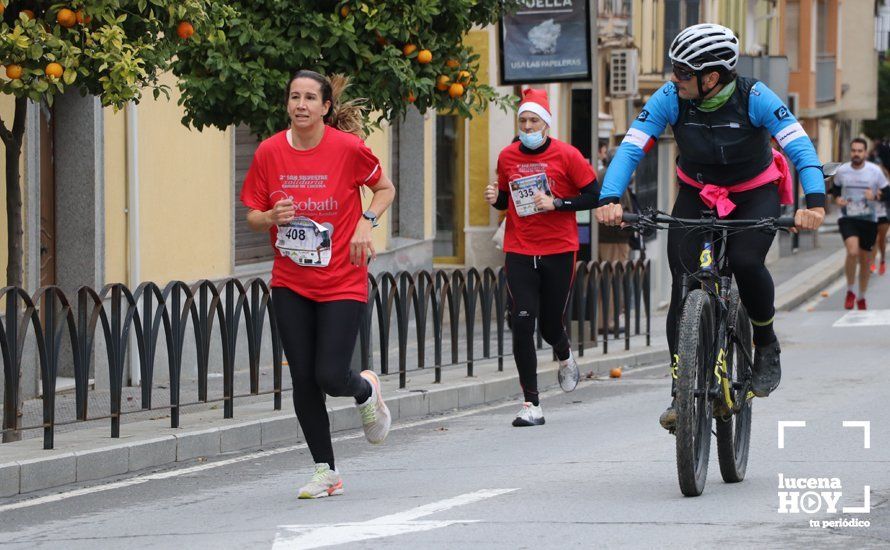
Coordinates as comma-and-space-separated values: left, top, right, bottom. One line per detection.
716, 289, 753, 483
675, 289, 715, 497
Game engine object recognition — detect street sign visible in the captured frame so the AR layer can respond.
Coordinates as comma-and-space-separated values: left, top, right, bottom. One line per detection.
498, 0, 592, 84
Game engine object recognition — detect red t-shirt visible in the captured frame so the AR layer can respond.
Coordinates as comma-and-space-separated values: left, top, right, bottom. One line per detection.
240, 126, 382, 302
497, 139, 596, 255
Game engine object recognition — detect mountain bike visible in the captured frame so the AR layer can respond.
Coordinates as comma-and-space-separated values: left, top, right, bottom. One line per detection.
622, 210, 794, 496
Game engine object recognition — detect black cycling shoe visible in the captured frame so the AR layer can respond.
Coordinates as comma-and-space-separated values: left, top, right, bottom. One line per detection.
659, 400, 677, 432
751, 341, 781, 397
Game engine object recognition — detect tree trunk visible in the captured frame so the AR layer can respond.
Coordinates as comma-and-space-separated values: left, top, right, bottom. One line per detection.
1, 96, 27, 443
5, 97, 27, 289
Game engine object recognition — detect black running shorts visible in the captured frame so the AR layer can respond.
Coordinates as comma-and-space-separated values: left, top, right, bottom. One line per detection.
838, 218, 878, 251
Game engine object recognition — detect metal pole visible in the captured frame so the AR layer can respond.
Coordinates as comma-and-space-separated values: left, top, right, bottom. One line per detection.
589, 0, 599, 257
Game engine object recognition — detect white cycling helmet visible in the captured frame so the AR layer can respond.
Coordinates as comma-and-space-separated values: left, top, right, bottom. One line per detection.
669, 23, 739, 71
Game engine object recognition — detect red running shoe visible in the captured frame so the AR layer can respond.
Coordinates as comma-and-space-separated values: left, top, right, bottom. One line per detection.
881, 261, 886, 276
844, 291, 856, 310
857, 298, 867, 310
870, 264, 877, 273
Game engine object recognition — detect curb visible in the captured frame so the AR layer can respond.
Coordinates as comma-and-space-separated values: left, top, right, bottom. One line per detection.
0, 346, 667, 498
774, 248, 846, 311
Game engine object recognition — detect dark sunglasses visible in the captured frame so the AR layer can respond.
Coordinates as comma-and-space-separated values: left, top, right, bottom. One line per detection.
672, 64, 695, 81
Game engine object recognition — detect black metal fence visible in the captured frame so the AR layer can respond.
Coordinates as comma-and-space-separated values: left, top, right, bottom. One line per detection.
1, 260, 649, 449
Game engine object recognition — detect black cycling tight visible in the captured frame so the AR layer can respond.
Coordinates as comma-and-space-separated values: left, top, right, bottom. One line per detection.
505, 251, 575, 405
667, 183, 780, 359
272, 287, 371, 471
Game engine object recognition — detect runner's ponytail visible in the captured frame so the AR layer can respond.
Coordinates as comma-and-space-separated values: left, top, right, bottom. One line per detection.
328, 74, 368, 138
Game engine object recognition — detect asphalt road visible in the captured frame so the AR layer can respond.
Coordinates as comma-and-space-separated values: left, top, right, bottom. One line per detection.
0, 270, 887, 549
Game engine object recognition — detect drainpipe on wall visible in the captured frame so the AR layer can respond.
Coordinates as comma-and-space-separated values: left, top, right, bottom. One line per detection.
126, 101, 141, 387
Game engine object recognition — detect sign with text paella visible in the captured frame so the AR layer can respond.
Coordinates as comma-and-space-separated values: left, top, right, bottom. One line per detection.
499, 0, 591, 84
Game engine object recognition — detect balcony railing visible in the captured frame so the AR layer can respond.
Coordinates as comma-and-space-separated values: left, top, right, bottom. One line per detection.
816, 55, 836, 104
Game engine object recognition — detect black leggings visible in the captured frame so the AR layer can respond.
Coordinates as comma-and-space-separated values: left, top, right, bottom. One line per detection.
505, 251, 575, 404
667, 183, 779, 357
272, 287, 369, 470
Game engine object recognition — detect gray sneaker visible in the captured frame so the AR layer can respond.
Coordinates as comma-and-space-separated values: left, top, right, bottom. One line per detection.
557, 351, 580, 392
298, 463, 343, 499
357, 370, 391, 444
512, 402, 545, 427
751, 341, 781, 397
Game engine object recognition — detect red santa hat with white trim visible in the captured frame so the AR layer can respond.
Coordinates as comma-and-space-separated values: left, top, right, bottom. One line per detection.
518, 88, 552, 127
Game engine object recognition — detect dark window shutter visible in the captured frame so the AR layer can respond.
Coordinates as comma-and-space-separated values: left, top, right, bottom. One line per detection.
234, 124, 275, 265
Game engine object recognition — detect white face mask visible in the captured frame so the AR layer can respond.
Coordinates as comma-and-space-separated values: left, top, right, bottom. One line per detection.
519, 130, 545, 149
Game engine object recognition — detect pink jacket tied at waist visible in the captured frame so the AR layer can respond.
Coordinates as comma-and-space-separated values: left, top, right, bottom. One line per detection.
677, 149, 794, 218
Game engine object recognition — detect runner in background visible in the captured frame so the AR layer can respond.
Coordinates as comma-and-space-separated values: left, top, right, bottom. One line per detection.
830, 138, 890, 309
484, 88, 598, 427
241, 70, 395, 498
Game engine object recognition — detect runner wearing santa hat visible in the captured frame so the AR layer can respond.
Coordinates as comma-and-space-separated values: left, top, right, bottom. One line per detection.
484, 88, 599, 426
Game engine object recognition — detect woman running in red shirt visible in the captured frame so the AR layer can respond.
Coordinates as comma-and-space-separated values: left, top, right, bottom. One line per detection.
485, 88, 598, 426
241, 70, 396, 498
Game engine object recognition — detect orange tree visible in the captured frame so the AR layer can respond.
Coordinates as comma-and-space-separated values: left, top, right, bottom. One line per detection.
173, 0, 520, 137
0, 1, 228, 287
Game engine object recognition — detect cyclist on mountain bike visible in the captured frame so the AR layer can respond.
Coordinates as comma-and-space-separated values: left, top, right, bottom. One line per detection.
595, 24, 826, 431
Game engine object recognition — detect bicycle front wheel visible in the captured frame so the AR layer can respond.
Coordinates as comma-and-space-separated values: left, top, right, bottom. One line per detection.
716, 289, 753, 483
675, 289, 715, 497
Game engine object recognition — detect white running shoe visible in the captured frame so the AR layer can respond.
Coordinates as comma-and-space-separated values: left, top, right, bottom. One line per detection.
298, 463, 343, 499
512, 402, 545, 427
357, 370, 391, 444
557, 351, 580, 392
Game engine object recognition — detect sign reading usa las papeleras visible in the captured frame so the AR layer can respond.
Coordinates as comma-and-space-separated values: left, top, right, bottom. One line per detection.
499, 0, 592, 84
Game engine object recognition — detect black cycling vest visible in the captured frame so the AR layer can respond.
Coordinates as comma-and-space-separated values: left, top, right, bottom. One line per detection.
673, 77, 773, 186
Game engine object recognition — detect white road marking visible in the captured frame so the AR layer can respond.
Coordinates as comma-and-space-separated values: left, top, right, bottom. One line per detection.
271, 488, 517, 549
833, 309, 890, 327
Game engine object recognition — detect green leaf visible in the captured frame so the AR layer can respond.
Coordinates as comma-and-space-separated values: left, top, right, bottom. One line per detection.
63, 68, 77, 85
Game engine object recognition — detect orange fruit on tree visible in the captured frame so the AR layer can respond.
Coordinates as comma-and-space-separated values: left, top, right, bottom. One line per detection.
402, 43, 417, 56
57, 8, 76, 28
445, 58, 460, 69
406, 92, 416, 103
609, 367, 622, 378
45, 62, 63, 79
340, 5, 350, 17
21, 9, 35, 20
0, 4, 5, 16
417, 49, 432, 64
448, 82, 464, 98
5, 64, 23, 80
375, 33, 387, 46
457, 70, 471, 85
177, 21, 195, 40
75, 10, 91, 25
436, 75, 451, 91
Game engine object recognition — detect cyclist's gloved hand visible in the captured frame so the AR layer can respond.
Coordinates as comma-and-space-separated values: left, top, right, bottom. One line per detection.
792, 207, 825, 233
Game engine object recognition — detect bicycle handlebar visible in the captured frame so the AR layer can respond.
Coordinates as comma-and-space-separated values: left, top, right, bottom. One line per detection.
621, 212, 796, 229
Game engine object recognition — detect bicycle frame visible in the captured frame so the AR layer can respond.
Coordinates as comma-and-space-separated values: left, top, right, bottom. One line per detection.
678, 214, 752, 415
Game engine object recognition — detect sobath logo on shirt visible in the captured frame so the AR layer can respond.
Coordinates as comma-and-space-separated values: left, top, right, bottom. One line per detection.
293, 196, 339, 214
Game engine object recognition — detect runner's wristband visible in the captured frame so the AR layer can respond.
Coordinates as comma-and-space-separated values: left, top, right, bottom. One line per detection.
554, 181, 598, 211
493, 190, 509, 210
